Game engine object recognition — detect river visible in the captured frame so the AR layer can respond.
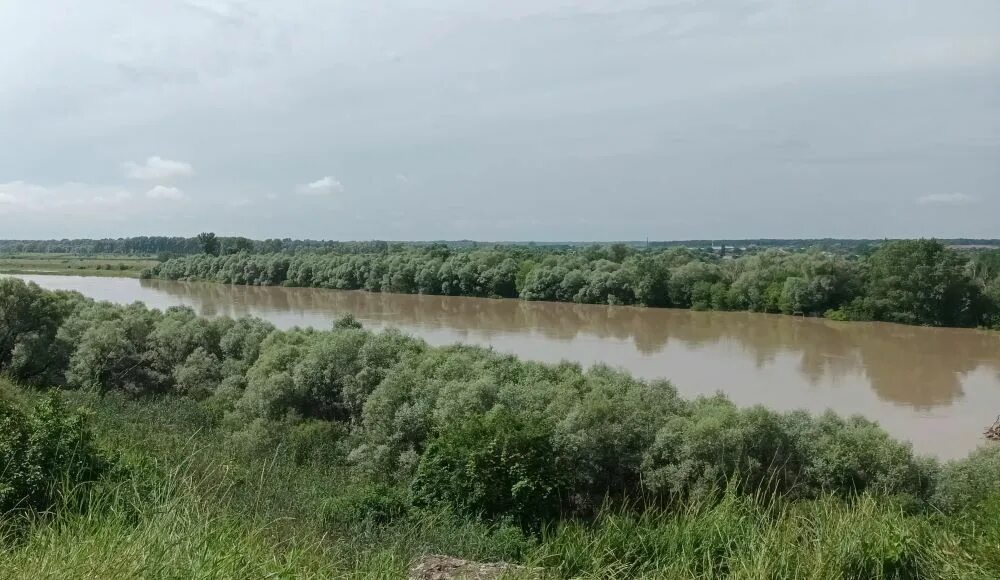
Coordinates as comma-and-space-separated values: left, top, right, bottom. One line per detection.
12, 274, 1000, 459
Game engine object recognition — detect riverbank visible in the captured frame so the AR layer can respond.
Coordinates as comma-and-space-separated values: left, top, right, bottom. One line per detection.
144, 240, 1000, 330
0, 253, 157, 278
11, 273, 1000, 459
1, 271, 999, 578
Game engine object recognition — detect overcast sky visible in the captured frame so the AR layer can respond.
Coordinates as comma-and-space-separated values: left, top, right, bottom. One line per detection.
1, 1, 998, 241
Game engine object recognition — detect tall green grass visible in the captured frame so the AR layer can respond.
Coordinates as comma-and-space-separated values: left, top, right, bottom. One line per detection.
1, 383, 997, 579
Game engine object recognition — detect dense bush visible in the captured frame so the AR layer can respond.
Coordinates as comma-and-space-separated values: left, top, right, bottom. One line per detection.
0, 394, 106, 514
145, 240, 1000, 329
321, 482, 410, 529
847, 239, 986, 326
411, 408, 566, 527
0, 279, 79, 384
640, 404, 933, 502
932, 445, 1000, 513
287, 420, 350, 467
0, 278, 992, 535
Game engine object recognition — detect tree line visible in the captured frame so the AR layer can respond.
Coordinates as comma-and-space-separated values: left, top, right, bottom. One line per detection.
3, 234, 997, 257
0, 236, 394, 257
145, 239, 1000, 329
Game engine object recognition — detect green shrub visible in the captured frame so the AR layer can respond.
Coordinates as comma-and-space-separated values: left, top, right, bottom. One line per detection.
225, 418, 285, 459
641, 403, 935, 502
796, 412, 935, 499
0, 278, 75, 384
932, 445, 1000, 513
287, 420, 349, 466
824, 307, 849, 321
172, 347, 222, 400
411, 408, 565, 527
858, 239, 985, 327
321, 482, 409, 529
333, 314, 363, 330
66, 307, 163, 394
642, 401, 804, 500
0, 394, 106, 514
218, 317, 275, 375
552, 373, 682, 511
145, 307, 220, 380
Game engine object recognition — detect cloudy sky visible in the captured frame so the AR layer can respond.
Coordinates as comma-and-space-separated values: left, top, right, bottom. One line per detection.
1, 0, 998, 240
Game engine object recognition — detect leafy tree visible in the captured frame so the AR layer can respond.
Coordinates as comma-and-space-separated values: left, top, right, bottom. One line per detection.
142, 240, 987, 328
852, 240, 984, 326
223, 236, 254, 255
66, 309, 161, 394
197, 232, 221, 256
0, 278, 74, 383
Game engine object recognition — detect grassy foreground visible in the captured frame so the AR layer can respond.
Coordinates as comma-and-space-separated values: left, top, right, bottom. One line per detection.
1, 382, 998, 579
1, 275, 999, 578
0, 253, 158, 278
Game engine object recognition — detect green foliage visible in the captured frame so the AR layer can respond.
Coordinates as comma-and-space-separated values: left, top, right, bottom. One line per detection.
218, 317, 275, 375
2, 280, 951, 518
66, 309, 161, 394
222, 236, 254, 255
145, 239, 998, 328
982, 277, 1000, 329
533, 493, 945, 579
333, 313, 362, 330
321, 483, 410, 529
641, 404, 933, 502
932, 445, 1000, 513
287, 420, 350, 466
0, 278, 76, 384
0, 394, 105, 514
3, 279, 1000, 579
552, 372, 682, 509
172, 347, 222, 400
795, 412, 935, 498
411, 408, 565, 527
196, 232, 220, 256
850, 240, 986, 326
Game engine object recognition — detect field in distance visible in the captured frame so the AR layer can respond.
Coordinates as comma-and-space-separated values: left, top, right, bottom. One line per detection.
0, 253, 158, 278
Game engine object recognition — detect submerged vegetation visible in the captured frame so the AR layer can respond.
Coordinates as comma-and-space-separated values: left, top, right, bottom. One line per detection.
1, 276, 999, 577
145, 239, 1000, 329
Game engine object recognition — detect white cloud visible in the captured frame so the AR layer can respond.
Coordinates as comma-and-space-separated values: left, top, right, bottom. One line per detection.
0, 181, 134, 214
145, 185, 186, 200
916, 193, 978, 206
296, 176, 344, 196
124, 156, 195, 180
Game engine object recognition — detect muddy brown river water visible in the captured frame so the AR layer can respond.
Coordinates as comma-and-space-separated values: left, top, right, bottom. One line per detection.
12, 274, 1000, 459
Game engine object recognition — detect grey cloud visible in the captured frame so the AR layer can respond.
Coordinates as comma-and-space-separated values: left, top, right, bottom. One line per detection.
0, 0, 998, 240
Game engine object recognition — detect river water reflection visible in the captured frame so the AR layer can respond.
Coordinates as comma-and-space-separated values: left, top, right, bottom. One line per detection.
13, 274, 1000, 459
